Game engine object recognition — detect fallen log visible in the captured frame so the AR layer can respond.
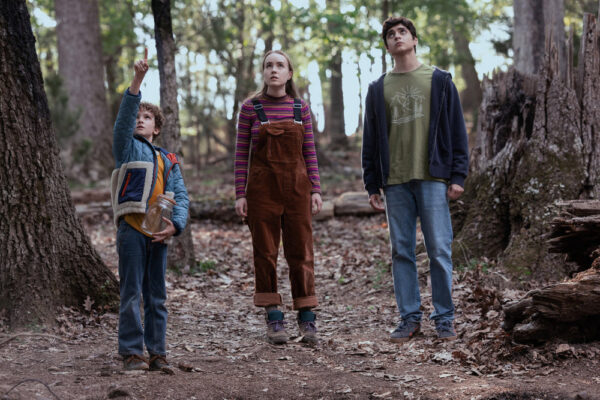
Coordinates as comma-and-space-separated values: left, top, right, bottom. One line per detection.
503, 266, 600, 343
72, 191, 381, 222
548, 200, 600, 270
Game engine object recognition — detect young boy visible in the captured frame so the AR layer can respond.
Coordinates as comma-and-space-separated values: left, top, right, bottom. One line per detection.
110, 50, 189, 370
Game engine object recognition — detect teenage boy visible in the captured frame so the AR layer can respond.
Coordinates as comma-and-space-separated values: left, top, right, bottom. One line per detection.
111, 49, 189, 370
361, 17, 469, 342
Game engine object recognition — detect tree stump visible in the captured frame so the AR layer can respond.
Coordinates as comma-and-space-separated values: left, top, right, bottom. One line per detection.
454, 11, 600, 279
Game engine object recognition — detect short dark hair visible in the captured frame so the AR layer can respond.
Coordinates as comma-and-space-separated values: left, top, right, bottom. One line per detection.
139, 102, 164, 138
381, 16, 418, 53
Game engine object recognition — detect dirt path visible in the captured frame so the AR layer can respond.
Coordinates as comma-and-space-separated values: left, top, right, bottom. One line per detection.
1, 216, 599, 399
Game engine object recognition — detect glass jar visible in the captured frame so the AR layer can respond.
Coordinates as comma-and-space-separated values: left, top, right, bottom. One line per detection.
141, 194, 176, 236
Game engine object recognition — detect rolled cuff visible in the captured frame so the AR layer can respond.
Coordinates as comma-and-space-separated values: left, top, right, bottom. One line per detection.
292, 295, 318, 310
254, 292, 282, 307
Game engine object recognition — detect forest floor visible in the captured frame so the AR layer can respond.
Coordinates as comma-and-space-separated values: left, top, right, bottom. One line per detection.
1, 153, 600, 400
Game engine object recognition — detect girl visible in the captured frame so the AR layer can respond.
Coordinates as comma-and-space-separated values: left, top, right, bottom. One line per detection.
234, 50, 322, 344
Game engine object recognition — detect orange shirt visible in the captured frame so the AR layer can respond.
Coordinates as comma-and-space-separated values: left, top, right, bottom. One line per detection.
125, 151, 165, 237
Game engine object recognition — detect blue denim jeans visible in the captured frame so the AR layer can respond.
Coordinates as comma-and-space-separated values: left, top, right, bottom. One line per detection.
384, 180, 454, 324
117, 220, 168, 356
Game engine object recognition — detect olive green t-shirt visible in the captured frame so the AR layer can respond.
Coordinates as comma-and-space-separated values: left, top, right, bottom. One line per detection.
384, 64, 443, 185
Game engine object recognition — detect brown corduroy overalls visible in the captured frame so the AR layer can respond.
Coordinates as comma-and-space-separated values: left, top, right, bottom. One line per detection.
246, 99, 318, 310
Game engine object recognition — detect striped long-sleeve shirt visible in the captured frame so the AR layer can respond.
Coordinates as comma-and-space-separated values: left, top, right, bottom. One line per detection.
234, 94, 321, 199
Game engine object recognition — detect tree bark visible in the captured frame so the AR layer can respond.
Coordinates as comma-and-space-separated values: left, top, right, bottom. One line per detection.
152, 0, 196, 271
547, 200, 600, 269
381, 0, 389, 74
503, 266, 600, 343
451, 27, 482, 115
325, 0, 348, 149
55, 0, 112, 180
454, 11, 600, 279
513, 0, 566, 78
513, 0, 546, 75
0, 1, 119, 329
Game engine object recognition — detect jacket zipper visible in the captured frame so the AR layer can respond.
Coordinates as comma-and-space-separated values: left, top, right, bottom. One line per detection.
121, 172, 132, 197
430, 73, 448, 160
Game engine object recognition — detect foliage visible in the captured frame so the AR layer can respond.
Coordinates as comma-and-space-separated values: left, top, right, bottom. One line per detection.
27, 0, 513, 162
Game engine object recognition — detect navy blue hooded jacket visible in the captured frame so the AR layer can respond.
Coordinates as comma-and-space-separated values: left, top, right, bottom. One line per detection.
361, 68, 469, 196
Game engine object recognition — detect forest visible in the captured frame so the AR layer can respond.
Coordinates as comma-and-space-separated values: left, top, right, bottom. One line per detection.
1, 0, 600, 399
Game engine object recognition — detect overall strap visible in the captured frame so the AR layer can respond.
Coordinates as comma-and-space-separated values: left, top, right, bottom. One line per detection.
251, 99, 269, 125
293, 98, 302, 125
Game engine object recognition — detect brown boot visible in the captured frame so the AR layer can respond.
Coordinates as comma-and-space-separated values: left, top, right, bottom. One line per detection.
123, 354, 149, 371
149, 354, 174, 374
266, 310, 288, 344
297, 310, 318, 344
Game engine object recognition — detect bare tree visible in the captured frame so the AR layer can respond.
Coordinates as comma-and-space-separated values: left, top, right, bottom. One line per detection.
0, 1, 119, 328
324, 0, 348, 148
152, 0, 196, 270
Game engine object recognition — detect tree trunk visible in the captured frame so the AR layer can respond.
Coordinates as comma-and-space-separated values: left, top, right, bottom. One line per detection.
451, 27, 482, 115
325, 0, 348, 149
513, 0, 546, 75
152, 0, 196, 271
0, 1, 119, 329
381, 0, 389, 74
454, 11, 600, 279
55, 0, 112, 181
544, 0, 567, 82
513, 0, 566, 78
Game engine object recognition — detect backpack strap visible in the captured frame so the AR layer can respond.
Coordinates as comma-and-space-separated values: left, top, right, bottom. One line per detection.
251, 99, 269, 125
293, 98, 302, 125
157, 147, 180, 190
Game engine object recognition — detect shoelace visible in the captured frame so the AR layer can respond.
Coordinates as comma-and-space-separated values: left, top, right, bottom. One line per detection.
150, 355, 167, 365
126, 354, 147, 364
268, 319, 287, 332
300, 320, 317, 333
395, 320, 417, 332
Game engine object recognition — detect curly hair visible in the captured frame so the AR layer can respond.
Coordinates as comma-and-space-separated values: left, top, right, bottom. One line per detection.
139, 102, 165, 137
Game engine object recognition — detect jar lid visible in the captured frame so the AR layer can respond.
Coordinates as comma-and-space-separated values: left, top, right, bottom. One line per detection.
158, 194, 177, 205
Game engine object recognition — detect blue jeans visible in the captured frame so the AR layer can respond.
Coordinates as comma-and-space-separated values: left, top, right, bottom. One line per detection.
117, 220, 168, 356
384, 180, 454, 324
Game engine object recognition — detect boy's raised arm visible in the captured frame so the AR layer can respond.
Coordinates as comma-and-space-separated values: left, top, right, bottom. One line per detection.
113, 48, 148, 164
129, 47, 148, 95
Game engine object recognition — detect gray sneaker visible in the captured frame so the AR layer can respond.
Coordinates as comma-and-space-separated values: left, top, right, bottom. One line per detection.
436, 321, 457, 341
297, 310, 318, 344
390, 320, 420, 343
266, 310, 288, 344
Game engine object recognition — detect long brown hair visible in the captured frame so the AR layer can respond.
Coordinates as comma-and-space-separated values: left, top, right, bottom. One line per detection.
252, 50, 299, 99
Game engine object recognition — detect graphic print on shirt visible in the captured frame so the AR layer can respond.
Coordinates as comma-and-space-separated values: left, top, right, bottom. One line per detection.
390, 85, 424, 125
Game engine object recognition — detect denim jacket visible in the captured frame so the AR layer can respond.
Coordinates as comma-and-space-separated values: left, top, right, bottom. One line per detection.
110, 89, 189, 235
361, 67, 469, 196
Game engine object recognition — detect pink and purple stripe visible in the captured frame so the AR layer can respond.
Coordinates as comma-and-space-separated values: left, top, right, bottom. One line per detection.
234, 95, 321, 199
